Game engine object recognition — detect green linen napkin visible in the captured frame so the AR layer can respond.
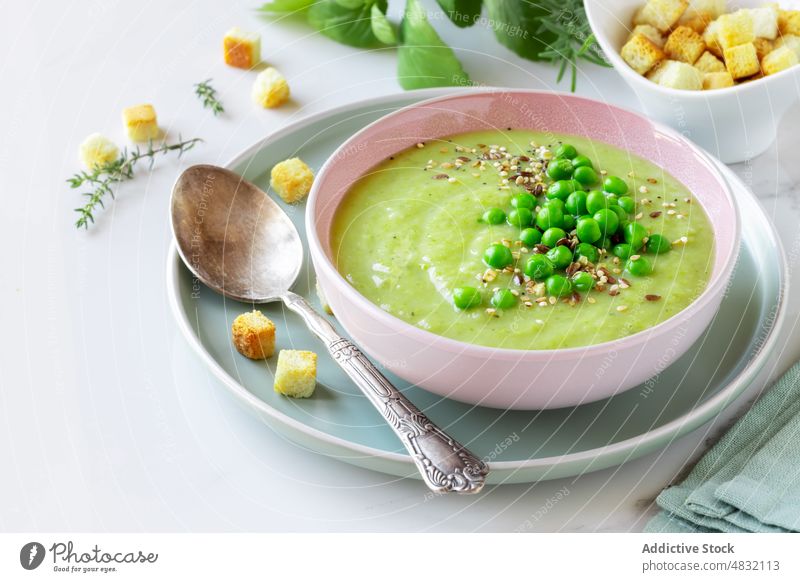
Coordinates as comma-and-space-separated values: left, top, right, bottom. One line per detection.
645, 361, 800, 533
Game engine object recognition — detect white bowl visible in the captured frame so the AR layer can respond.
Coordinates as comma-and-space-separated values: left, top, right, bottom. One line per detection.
585, 0, 800, 163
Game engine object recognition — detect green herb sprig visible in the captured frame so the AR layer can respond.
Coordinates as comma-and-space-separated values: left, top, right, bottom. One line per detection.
258, 0, 609, 91
69, 137, 202, 229
194, 79, 225, 115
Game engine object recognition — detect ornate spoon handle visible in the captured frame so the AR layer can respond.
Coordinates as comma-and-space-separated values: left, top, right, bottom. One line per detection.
282, 291, 488, 494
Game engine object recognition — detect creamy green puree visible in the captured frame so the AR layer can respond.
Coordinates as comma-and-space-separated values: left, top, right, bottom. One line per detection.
331, 130, 714, 350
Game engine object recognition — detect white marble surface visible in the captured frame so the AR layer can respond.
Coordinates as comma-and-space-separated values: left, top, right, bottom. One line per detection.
1, 0, 799, 532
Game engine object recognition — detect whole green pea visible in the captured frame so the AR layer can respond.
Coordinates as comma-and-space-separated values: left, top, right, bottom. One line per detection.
565, 190, 588, 216
603, 175, 629, 195
613, 243, 634, 260
546, 245, 573, 269
541, 227, 567, 248
626, 255, 653, 277
586, 190, 608, 214
508, 207, 533, 227
511, 193, 536, 209
491, 289, 517, 310
646, 233, 672, 254
545, 198, 566, 213
536, 206, 564, 230
593, 208, 620, 237
545, 274, 573, 297
624, 222, 649, 249
453, 287, 481, 310
483, 243, 514, 269
575, 242, 599, 263
547, 158, 574, 180
610, 204, 628, 225
571, 154, 593, 169
519, 227, 542, 247
525, 255, 554, 281
571, 271, 595, 293
547, 180, 576, 201
556, 144, 578, 159
562, 214, 576, 231
618, 196, 636, 214
576, 217, 602, 244
573, 166, 599, 187
482, 207, 506, 225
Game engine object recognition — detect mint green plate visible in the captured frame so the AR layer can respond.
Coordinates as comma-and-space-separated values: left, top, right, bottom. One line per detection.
166, 89, 787, 484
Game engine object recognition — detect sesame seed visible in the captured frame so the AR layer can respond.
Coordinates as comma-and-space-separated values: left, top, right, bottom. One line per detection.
635, 212, 643, 220
447, 177, 457, 183
616, 305, 628, 312
535, 319, 544, 325
549, 296, 557, 305
667, 209, 676, 215
587, 296, 596, 304
630, 254, 641, 260
639, 185, 648, 194
416, 142, 424, 148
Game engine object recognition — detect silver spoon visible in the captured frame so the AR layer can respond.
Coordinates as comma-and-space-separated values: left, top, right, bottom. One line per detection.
171, 164, 488, 494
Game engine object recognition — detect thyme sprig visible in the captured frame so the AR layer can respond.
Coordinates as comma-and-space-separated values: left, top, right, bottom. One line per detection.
69, 137, 202, 229
534, 0, 611, 92
194, 79, 224, 115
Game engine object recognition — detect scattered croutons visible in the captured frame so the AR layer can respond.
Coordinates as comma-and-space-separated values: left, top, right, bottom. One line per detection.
621, 33, 666, 74
252, 67, 290, 109
634, 0, 689, 32
779, 9, 800, 35
694, 50, 726, 72
753, 37, 774, 60
315, 279, 333, 315
223, 27, 261, 69
232, 310, 276, 360
79, 133, 119, 169
664, 26, 706, 63
273, 350, 317, 398
724, 42, 760, 79
630, 24, 666, 47
703, 71, 735, 89
716, 10, 755, 51
775, 34, 800, 58
648, 59, 703, 89
679, 11, 715, 34
747, 6, 779, 39
270, 157, 314, 204
762, 45, 799, 75
122, 104, 159, 142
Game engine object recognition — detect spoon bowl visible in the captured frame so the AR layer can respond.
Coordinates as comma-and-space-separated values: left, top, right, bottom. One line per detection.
170, 164, 488, 494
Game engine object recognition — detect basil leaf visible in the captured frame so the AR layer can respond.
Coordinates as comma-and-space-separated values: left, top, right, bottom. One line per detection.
483, 0, 555, 61
308, 0, 386, 47
371, 4, 398, 45
397, 0, 470, 89
435, 0, 482, 28
257, 0, 315, 13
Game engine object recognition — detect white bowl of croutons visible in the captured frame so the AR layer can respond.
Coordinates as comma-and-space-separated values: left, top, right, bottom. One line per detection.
585, 0, 800, 163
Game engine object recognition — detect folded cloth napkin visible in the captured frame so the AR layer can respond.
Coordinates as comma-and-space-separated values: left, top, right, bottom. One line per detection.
645, 361, 800, 533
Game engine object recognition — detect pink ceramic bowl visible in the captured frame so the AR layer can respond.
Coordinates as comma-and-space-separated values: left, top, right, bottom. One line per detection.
307, 90, 740, 410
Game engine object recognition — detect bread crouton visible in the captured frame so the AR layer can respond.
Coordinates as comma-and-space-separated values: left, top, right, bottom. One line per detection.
716, 10, 755, 50
746, 6, 779, 40
779, 10, 800, 36
665, 26, 706, 63
634, 0, 689, 32
621, 33, 666, 74
703, 71, 735, 89
694, 50, 726, 72
679, 11, 715, 34
122, 104, 159, 142
232, 310, 276, 360
724, 43, 760, 79
630, 24, 665, 48
270, 157, 314, 204
761, 45, 799, 75
79, 133, 119, 169
252, 67, 290, 109
703, 20, 724, 56
647, 59, 703, 89
683, 0, 727, 19
753, 37, 774, 61
223, 27, 261, 69
273, 350, 317, 399
775, 34, 800, 58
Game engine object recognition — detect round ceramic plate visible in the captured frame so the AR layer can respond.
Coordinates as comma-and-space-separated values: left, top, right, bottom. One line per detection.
166, 89, 787, 485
